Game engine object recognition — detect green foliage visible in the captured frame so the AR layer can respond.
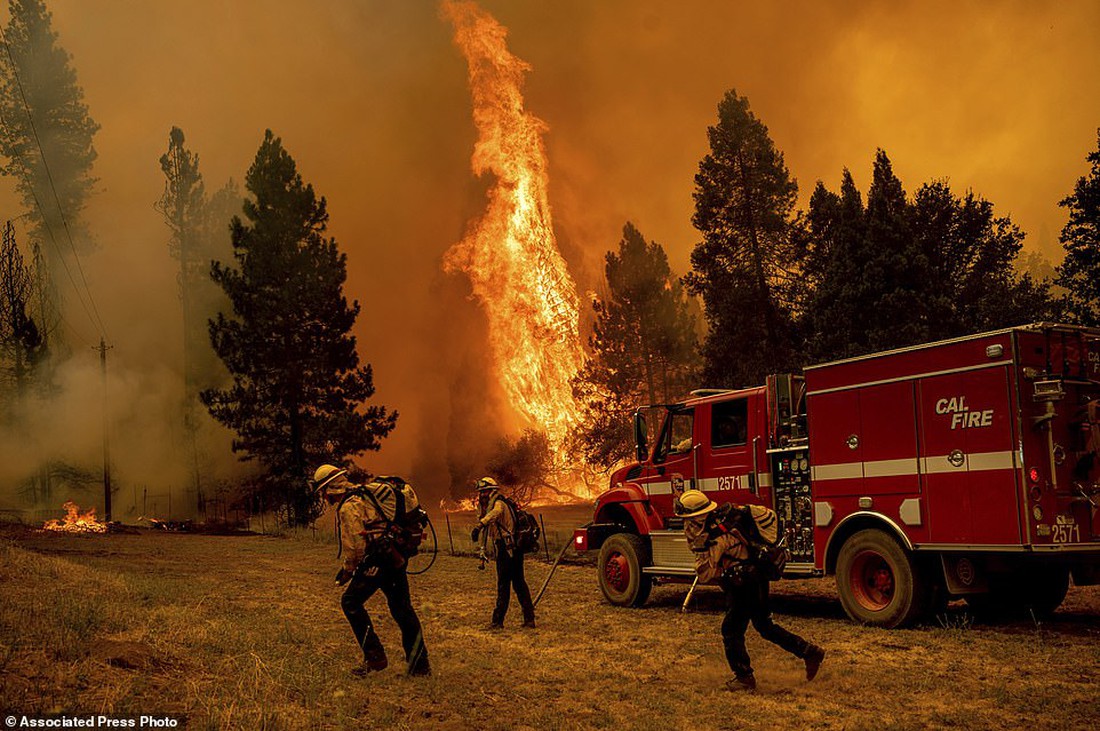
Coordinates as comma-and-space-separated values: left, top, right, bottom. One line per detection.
803, 150, 1054, 362
202, 130, 395, 526
572, 222, 699, 467
1056, 129, 1100, 326
684, 89, 801, 387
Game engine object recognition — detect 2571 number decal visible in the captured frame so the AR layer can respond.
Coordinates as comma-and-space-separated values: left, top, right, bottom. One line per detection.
1051, 521, 1080, 543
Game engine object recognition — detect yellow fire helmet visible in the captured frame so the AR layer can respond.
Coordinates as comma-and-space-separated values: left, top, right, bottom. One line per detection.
312, 464, 348, 494
674, 489, 717, 518
475, 476, 499, 491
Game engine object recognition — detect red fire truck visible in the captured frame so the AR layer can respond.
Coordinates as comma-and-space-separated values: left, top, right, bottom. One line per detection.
571, 323, 1100, 627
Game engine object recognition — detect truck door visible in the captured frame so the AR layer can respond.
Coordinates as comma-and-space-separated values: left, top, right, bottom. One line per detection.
699, 396, 760, 506
640, 407, 697, 516
919, 366, 1020, 545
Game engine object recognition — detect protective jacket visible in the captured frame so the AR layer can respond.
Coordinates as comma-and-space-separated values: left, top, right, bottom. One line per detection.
684, 516, 750, 583
336, 481, 407, 573
477, 489, 516, 559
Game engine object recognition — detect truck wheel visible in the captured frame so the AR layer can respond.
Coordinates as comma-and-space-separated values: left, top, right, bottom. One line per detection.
597, 533, 652, 607
1026, 566, 1070, 616
837, 529, 928, 628
966, 566, 1069, 619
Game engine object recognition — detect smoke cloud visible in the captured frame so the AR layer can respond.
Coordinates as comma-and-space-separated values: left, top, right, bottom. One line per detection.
1, 1, 1097, 510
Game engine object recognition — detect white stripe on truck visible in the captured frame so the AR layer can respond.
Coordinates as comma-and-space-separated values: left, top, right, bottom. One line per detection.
811, 451, 1017, 482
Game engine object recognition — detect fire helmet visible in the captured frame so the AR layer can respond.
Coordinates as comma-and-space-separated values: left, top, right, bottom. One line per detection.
313, 464, 348, 494
475, 476, 499, 491
675, 489, 717, 518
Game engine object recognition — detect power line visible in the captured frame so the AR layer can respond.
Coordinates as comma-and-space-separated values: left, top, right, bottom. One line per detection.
0, 24, 107, 341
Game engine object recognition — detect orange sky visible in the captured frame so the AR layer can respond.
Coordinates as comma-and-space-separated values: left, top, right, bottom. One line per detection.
3, 0, 1099, 493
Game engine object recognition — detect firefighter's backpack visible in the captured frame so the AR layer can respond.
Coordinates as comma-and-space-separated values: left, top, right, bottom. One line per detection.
360, 476, 430, 558
498, 495, 541, 554
743, 505, 789, 581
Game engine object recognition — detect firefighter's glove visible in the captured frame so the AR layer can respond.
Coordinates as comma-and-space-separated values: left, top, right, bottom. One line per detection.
335, 568, 353, 586
471, 525, 481, 543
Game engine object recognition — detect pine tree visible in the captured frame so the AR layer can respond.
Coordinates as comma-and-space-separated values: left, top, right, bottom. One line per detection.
1056, 129, 1100, 326
0, 220, 42, 403
202, 131, 396, 525
860, 150, 931, 351
155, 128, 239, 510
572, 222, 699, 467
912, 181, 1054, 334
803, 150, 1055, 361
0, 0, 99, 257
802, 171, 868, 360
684, 89, 801, 387
156, 127, 206, 406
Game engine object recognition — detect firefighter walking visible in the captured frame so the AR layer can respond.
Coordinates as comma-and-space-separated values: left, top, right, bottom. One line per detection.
314, 464, 431, 677
676, 489, 824, 691
471, 476, 536, 629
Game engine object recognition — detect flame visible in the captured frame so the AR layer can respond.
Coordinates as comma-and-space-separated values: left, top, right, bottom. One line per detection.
42, 501, 108, 533
439, 497, 477, 513
442, 0, 584, 450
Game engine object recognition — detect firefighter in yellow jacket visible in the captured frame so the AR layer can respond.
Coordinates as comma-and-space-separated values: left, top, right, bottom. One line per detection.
314, 464, 430, 677
471, 476, 536, 629
676, 489, 824, 691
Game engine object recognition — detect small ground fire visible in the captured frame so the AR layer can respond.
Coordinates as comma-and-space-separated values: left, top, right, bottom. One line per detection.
41, 501, 108, 534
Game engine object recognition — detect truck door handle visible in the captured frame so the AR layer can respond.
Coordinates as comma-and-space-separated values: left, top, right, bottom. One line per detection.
751, 437, 760, 496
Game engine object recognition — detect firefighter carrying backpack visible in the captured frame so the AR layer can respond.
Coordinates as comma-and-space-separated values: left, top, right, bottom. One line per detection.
497, 495, 541, 554
712, 503, 789, 582
357, 476, 430, 558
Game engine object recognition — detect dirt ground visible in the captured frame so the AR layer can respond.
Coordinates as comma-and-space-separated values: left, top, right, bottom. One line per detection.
1, 522, 1098, 731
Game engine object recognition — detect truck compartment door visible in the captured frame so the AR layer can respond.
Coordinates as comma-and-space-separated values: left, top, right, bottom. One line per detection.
918, 367, 1020, 544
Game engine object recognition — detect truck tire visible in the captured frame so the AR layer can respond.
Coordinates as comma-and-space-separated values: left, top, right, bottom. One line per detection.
1026, 566, 1070, 616
966, 565, 1069, 619
597, 533, 653, 607
837, 529, 928, 628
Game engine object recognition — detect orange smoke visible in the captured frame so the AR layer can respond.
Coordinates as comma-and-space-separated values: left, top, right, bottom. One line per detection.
441, 0, 583, 449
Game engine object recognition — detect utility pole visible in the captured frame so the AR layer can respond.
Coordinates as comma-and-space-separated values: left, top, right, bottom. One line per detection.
97, 338, 113, 521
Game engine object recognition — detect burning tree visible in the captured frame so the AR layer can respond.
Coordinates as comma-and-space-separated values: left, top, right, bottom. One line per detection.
202, 130, 396, 526
442, 0, 584, 452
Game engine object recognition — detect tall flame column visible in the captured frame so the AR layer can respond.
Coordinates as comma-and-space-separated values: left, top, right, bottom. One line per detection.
443, 0, 583, 447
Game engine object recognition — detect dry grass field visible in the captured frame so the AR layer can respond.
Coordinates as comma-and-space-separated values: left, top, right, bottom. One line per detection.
1, 515, 1099, 731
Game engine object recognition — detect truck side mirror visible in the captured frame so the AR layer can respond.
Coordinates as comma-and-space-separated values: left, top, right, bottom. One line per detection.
633, 411, 648, 462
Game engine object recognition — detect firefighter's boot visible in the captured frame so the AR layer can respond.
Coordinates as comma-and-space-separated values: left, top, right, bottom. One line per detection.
356, 632, 388, 674
804, 645, 826, 681
407, 655, 431, 677
725, 674, 756, 692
